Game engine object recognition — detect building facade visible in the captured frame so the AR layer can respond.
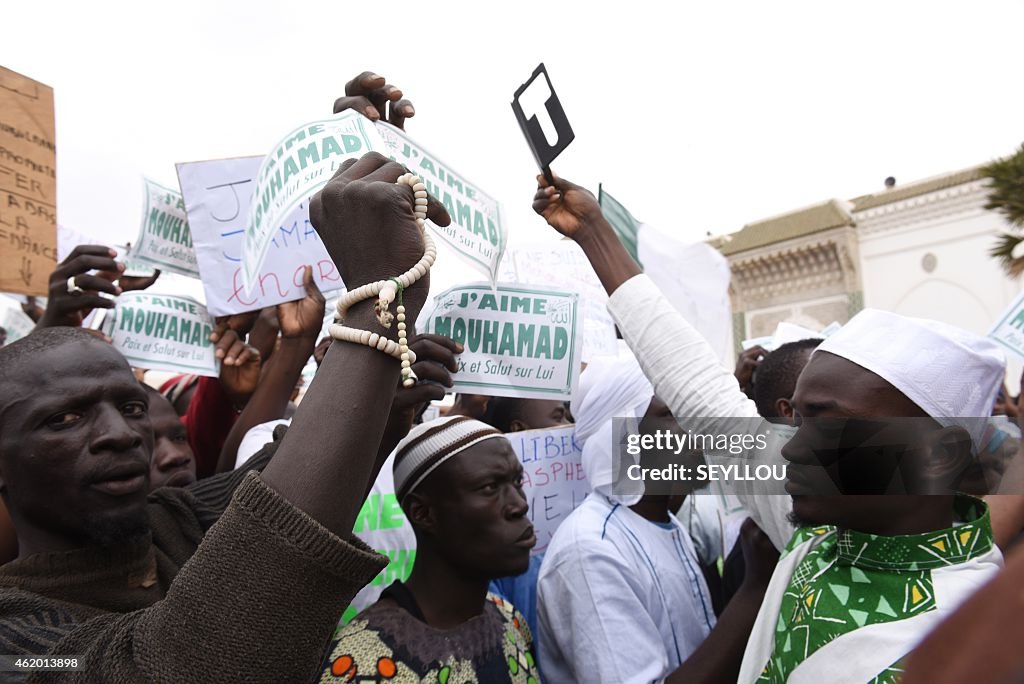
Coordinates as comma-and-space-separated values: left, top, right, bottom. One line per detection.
716, 165, 1021, 387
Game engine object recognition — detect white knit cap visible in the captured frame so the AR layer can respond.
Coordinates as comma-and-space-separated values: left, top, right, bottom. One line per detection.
392, 415, 506, 500
815, 309, 1005, 450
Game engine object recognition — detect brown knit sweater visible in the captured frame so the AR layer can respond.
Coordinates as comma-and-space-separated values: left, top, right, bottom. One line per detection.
0, 439, 387, 683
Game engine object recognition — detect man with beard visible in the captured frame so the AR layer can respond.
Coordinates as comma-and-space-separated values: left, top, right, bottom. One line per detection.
0, 144, 451, 682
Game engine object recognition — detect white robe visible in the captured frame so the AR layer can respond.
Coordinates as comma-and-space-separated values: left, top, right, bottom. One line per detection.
537, 492, 715, 683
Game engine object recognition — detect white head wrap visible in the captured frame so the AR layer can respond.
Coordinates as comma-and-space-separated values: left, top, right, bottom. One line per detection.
572, 354, 655, 504
816, 309, 1005, 451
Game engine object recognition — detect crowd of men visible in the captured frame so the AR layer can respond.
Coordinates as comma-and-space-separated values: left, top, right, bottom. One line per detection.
0, 69, 1022, 683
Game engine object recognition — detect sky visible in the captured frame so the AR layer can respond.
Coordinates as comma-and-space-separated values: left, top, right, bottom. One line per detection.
3, 0, 1024, 297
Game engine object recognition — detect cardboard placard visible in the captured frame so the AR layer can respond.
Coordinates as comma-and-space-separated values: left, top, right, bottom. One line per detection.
0, 66, 57, 295
131, 178, 200, 277
425, 283, 582, 400
110, 293, 218, 376
241, 110, 383, 294
989, 290, 1024, 361
376, 122, 507, 283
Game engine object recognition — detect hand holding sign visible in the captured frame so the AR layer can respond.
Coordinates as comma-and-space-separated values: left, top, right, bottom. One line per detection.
333, 71, 415, 131
38, 245, 124, 329
309, 152, 451, 321
277, 266, 326, 341
532, 174, 605, 240
512, 64, 575, 184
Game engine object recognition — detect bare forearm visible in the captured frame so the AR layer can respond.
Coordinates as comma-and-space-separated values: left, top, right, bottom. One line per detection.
666, 585, 765, 684
216, 337, 314, 473
574, 217, 643, 296
260, 304, 399, 536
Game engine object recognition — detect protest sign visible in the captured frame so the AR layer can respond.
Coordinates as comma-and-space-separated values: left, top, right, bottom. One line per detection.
242, 110, 384, 294
507, 425, 587, 554
425, 283, 581, 400
130, 179, 200, 278
177, 156, 343, 316
376, 122, 507, 284
0, 295, 35, 343
343, 452, 416, 625
110, 293, 218, 376
0, 66, 57, 296
501, 240, 617, 360
989, 290, 1024, 361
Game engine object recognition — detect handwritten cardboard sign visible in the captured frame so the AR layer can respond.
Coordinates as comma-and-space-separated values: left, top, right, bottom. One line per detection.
376, 122, 507, 283
241, 110, 383, 294
130, 179, 200, 277
989, 289, 1024, 361
425, 283, 581, 400
0, 66, 57, 295
508, 425, 587, 554
110, 293, 218, 376
176, 156, 344, 316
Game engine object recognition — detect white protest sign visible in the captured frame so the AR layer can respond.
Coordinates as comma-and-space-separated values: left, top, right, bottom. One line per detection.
132, 179, 200, 278
989, 290, 1024, 361
0, 296, 35, 343
501, 240, 617, 361
376, 122, 507, 284
110, 293, 218, 376
242, 110, 384, 294
507, 425, 587, 554
425, 283, 581, 400
177, 156, 343, 316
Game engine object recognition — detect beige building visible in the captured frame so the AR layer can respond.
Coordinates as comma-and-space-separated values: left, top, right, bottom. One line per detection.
715, 165, 1021, 387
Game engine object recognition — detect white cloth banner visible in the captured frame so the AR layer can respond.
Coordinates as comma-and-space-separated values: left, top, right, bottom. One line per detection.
500, 240, 617, 361
989, 289, 1024, 361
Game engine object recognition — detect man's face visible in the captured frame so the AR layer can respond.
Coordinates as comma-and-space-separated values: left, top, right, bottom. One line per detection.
0, 341, 154, 547
147, 392, 196, 490
782, 351, 941, 531
512, 399, 571, 432
415, 437, 534, 578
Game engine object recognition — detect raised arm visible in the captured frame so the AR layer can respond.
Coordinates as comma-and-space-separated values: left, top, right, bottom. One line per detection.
22, 151, 452, 683
532, 174, 758, 428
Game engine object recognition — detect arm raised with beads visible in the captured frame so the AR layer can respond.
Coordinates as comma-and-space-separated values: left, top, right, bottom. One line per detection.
259, 151, 450, 535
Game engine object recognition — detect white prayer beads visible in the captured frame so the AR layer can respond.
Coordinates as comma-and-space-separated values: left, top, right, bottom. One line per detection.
329, 173, 436, 387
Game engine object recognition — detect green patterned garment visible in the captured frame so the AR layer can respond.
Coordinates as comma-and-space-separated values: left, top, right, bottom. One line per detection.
756, 496, 993, 683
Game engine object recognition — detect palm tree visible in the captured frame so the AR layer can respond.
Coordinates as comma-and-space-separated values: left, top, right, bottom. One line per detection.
986, 142, 1024, 277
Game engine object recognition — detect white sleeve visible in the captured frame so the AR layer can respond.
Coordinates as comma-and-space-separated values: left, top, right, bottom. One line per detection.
537, 545, 672, 684
607, 274, 758, 427
607, 274, 793, 550
234, 419, 290, 469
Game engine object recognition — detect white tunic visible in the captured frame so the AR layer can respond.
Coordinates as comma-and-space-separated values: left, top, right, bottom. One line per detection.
537, 492, 715, 683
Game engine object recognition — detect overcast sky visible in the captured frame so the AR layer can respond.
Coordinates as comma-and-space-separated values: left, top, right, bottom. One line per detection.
4, 0, 1024, 294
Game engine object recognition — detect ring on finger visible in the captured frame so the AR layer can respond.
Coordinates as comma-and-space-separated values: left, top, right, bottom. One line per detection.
66, 276, 85, 296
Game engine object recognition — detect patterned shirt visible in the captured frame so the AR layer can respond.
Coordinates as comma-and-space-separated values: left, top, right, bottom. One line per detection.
321, 584, 540, 684
745, 496, 1001, 683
